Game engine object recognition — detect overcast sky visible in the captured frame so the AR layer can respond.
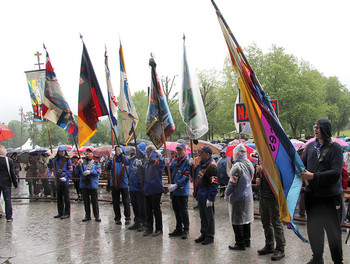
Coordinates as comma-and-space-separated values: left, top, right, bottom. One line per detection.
1, 0, 349, 125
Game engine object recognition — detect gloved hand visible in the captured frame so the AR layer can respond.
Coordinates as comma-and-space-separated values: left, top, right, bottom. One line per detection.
100, 157, 105, 163
78, 158, 84, 165
116, 148, 123, 155
50, 154, 55, 159
164, 158, 170, 165
135, 159, 142, 166
168, 184, 178, 192
189, 158, 195, 166
110, 150, 115, 158
83, 170, 91, 176
60, 177, 67, 182
206, 200, 213, 207
156, 150, 163, 156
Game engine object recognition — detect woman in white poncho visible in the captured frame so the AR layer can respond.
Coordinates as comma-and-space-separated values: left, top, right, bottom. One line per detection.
225, 143, 254, 250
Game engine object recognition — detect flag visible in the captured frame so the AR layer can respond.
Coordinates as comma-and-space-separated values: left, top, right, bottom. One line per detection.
179, 37, 208, 139
146, 57, 175, 148
42, 50, 78, 136
25, 69, 47, 122
213, 2, 307, 242
104, 48, 118, 134
78, 42, 108, 147
119, 43, 139, 145
234, 92, 252, 135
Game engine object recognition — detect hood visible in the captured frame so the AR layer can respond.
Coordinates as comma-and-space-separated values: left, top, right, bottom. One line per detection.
56, 145, 69, 158
115, 145, 126, 155
232, 143, 247, 161
316, 118, 332, 144
137, 142, 146, 157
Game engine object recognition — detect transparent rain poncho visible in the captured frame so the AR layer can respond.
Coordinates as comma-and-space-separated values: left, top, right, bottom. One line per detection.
225, 143, 255, 225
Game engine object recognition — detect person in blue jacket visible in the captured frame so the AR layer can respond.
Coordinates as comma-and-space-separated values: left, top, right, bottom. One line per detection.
106, 145, 130, 225
49, 145, 72, 219
192, 146, 218, 245
142, 145, 165, 237
128, 142, 147, 232
167, 143, 191, 239
75, 148, 102, 222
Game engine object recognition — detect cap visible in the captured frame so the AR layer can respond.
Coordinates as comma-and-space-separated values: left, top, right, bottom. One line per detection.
86, 148, 94, 153
198, 146, 212, 155
72, 155, 79, 159
176, 143, 186, 150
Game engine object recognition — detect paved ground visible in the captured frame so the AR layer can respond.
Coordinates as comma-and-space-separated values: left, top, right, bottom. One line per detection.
1, 182, 350, 264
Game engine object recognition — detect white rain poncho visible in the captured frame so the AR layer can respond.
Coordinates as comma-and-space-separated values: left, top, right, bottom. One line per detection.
225, 143, 254, 225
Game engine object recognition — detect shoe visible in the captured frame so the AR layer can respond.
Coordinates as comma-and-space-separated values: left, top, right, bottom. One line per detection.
245, 240, 251, 248
138, 224, 146, 232
54, 214, 62, 219
82, 217, 91, 222
271, 250, 285, 261
182, 230, 189, 239
169, 229, 182, 237
129, 223, 140, 230
229, 244, 245, 250
125, 220, 131, 225
152, 230, 163, 237
0, 214, 2, 218
61, 215, 70, 219
95, 218, 101, 222
202, 237, 214, 245
194, 235, 206, 243
6, 218, 13, 222
257, 245, 275, 255
306, 258, 324, 264
115, 220, 122, 225
143, 229, 153, 236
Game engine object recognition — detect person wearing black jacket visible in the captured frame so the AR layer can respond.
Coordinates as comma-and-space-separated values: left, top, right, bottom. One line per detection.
300, 118, 343, 264
0, 145, 18, 222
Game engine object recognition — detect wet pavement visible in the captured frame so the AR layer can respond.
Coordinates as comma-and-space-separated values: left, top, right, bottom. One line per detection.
1, 182, 350, 264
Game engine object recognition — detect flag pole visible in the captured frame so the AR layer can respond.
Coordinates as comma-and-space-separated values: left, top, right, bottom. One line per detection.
189, 138, 195, 191
46, 122, 58, 185
149, 55, 172, 184
133, 131, 144, 192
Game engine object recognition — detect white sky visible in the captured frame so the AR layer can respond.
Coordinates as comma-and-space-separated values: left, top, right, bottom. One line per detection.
1, 0, 349, 124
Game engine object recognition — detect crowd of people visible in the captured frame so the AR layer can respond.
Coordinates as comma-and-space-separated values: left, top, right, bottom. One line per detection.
0, 118, 347, 263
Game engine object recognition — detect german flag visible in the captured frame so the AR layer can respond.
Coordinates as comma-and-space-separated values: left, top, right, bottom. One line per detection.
78, 43, 108, 147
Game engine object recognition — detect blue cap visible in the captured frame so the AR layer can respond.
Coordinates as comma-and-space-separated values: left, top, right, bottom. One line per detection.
176, 143, 186, 150
198, 146, 212, 155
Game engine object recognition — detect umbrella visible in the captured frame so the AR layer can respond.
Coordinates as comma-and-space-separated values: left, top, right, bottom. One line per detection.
188, 140, 221, 155
124, 146, 136, 157
0, 124, 15, 141
128, 139, 152, 146
224, 144, 256, 161
17, 148, 49, 164
290, 139, 305, 150
161, 142, 191, 154
94, 145, 113, 157
306, 137, 349, 147
229, 139, 246, 145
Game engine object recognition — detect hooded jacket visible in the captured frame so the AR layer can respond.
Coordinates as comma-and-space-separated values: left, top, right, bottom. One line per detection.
75, 158, 101, 189
129, 143, 147, 192
301, 119, 343, 197
48, 146, 72, 185
169, 155, 191, 196
142, 150, 164, 196
106, 145, 129, 189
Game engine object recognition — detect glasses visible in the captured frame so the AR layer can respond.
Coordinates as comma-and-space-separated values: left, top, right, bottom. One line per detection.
313, 125, 320, 130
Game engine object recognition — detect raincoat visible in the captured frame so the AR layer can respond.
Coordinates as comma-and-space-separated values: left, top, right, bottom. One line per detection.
225, 143, 254, 225
106, 146, 129, 189
142, 151, 164, 196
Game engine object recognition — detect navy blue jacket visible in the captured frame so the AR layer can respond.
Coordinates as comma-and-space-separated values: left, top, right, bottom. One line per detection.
106, 155, 129, 189
169, 156, 190, 196
143, 151, 164, 196
193, 158, 218, 203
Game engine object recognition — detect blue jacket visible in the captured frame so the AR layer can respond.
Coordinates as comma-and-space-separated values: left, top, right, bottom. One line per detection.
217, 156, 229, 185
75, 159, 101, 189
128, 142, 147, 192
193, 158, 218, 203
106, 154, 129, 189
143, 151, 164, 196
169, 156, 190, 196
48, 156, 72, 186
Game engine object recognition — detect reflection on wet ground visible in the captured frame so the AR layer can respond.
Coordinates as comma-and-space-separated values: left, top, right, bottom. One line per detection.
1, 183, 349, 264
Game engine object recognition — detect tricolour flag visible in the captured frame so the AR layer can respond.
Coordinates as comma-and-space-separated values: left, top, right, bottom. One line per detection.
78, 42, 108, 147
42, 50, 78, 136
146, 57, 175, 148
104, 48, 118, 134
25, 69, 47, 122
119, 43, 139, 145
212, 1, 306, 241
179, 36, 208, 139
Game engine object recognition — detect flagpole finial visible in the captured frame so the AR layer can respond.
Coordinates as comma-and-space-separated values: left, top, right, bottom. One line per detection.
149, 53, 156, 67
43, 43, 47, 51
80, 34, 84, 43
183, 34, 186, 42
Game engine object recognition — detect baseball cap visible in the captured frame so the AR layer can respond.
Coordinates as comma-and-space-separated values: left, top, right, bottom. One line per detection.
86, 148, 94, 153
176, 143, 187, 150
198, 146, 212, 155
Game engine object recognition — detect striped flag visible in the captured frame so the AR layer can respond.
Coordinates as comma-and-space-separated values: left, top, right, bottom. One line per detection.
212, 1, 306, 242
119, 43, 139, 145
78, 42, 108, 147
42, 50, 78, 136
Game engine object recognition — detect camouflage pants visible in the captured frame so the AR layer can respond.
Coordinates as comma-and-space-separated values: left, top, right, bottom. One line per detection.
259, 196, 286, 251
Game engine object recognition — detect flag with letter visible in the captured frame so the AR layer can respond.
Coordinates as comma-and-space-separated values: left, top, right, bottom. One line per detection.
179, 36, 208, 139
78, 42, 108, 147
212, 0, 306, 242
25, 69, 47, 122
146, 57, 175, 148
119, 43, 139, 145
42, 50, 78, 136
104, 48, 118, 134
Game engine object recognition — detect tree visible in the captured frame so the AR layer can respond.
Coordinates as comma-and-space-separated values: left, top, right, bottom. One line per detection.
132, 90, 149, 140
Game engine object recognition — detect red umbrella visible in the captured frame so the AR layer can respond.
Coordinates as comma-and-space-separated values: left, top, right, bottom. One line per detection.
225, 144, 255, 161
0, 124, 15, 141
306, 137, 349, 147
94, 145, 113, 157
161, 142, 191, 154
